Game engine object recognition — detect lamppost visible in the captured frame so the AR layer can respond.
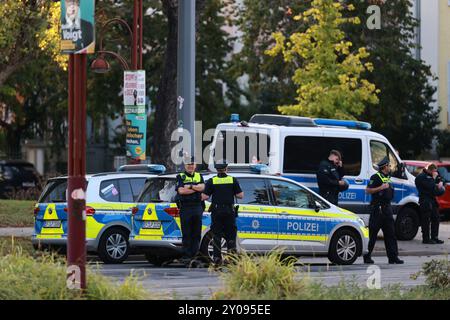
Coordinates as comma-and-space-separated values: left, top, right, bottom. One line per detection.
91, 1, 143, 164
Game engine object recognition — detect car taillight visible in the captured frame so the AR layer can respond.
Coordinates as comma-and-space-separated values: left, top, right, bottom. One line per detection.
131, 207, 139, 216
33, 207, 40, 217
86, 206, 96, 216
164, 207, 180, 217
64, 207, 68, 212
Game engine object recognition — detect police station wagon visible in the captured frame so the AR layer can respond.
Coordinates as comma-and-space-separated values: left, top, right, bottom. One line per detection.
32, 172, 158, 263
208, 114, 420, 241
129, 171, 369, 265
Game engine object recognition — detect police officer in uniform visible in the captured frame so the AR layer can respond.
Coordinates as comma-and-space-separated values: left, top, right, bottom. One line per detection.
415, 163, 445, 244
316, 150, 348, 205
176, 157, 205, 264
363, 158, 404, 264
202, 161, 243, 265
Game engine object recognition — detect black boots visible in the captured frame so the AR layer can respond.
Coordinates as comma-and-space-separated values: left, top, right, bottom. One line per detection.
363, 255, 374, 264
388, 257, 404, 264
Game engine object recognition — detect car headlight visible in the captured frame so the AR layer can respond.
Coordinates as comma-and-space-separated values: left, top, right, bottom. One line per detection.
357, 218, 365, 227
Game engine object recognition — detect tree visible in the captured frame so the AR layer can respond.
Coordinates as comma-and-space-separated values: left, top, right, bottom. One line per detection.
343, 0, 439, 157
266, 0, 379, 119
0, 1, 62, 87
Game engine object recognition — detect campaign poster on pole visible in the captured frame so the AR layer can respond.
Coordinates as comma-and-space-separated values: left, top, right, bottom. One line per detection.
124, 71, 147, 160
60, 0, 95, 54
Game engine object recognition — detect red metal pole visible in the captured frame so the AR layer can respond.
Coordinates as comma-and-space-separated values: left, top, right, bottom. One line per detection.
139, 0, 143, 69
67, 54, 87, 290
132, 0, 139, 71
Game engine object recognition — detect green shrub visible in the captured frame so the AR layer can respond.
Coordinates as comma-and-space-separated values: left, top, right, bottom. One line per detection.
411, 258, 450, 290
0, 246, 150, 300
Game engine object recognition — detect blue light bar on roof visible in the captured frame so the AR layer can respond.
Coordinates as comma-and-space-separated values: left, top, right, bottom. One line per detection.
314, 118, 371, 130
250, 164, 270, 174
117, 164, 166, 174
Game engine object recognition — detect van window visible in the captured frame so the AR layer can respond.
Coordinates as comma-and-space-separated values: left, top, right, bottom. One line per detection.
130, 178, 147, 201
270, 179, 311, 208
214, 130, 270, 164
237, 178, 270, 205
39, 179, 68, 203
370, 140, 402, 178
139, 178, 178, 203
118, 179, 134, 203
100, 180, 120, 202
283, 136, 362, 176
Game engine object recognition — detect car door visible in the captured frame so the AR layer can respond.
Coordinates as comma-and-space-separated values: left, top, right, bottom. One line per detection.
269, 179, 328, 254
235, 177, 278, 252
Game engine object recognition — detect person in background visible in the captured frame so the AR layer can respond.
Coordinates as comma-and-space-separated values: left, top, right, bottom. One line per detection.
316, 150, 348, 205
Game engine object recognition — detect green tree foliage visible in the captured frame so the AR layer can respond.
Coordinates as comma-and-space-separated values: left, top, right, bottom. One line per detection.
343, 0, 439, 157
266, 0, 379, 119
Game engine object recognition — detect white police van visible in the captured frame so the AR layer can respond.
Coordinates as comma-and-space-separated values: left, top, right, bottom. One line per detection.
208, 114, 419, 240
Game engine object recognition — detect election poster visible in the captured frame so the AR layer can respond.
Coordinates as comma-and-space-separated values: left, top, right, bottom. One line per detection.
124, 71, 147, 160
60, 0, 95, 54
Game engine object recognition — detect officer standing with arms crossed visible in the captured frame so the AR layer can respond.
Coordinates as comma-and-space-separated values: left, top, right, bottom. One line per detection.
316, 150, 348, 205
363, 157, 404, 264
202, 161, 243, 266
415, 163, 445, 244
176, 157, 205, 265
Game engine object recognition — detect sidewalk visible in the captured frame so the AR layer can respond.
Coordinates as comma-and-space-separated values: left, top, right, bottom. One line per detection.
0, 227, 33, 237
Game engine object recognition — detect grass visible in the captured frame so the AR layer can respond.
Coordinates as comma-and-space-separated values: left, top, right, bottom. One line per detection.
0, 243, 153, 300
212, 251, 450, 300
0, 200, 35, 227
0, 236, 34, 256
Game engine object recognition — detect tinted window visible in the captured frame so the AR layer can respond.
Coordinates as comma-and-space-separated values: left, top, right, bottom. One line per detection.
437, 166, 450, 183
118, 179, 134, 203
283, 136, 362, 176
100, 179, 120, 202
270, 179, 311, 208
214, 130, 271, 164
370, 140, 403, 178
236, 178, 270, 205
139, 178, 178, 203
130, 178, 146, 201
40, 179, 68, 203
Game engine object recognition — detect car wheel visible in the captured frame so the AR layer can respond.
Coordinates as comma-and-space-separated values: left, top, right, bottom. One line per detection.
199, 231, 227, 262
98, 228, 129, 264
395, 207, 419, 241
328, 229, 361, 265
144, 253, 172, 267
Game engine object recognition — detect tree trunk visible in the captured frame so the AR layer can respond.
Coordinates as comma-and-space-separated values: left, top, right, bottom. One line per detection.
152, 0, 179, 171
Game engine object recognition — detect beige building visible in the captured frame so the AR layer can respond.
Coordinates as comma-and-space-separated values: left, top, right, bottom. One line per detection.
415, 0, 450, 130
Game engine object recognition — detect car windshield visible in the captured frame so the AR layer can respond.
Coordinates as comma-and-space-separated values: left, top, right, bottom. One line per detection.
39, 179, 68, 203
138, 178, 178, 203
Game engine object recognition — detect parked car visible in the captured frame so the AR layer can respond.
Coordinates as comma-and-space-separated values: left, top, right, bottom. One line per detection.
129, 169, 369, 266
207, 114, 420, 240
404, 160, 450, 217
32, 172, 157, 263
0, 160, 41, 199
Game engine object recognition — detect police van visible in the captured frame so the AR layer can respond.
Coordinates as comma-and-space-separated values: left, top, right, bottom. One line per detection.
129, 168, 369, 266
207, 114, 419, 240
32, 170, 164, 263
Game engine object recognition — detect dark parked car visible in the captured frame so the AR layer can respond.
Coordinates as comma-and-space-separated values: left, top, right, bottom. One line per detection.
0, 160, 41, 199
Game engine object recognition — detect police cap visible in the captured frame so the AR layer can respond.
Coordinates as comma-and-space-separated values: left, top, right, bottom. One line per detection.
214, 160, 228, 170
377, 157, 390, 169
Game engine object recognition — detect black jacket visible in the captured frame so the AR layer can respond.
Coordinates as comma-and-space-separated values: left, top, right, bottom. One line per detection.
415, 171, 445, 205
316, 160, 345, 205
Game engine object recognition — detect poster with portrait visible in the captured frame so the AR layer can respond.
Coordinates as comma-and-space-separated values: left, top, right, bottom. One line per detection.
60, 0, 95, 54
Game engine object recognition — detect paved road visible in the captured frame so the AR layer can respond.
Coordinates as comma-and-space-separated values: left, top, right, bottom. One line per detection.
94, 255, 449, 299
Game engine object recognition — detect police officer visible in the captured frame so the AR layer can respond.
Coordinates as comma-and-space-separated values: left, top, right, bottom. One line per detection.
176, 157, 205, 264
363, 157, 404, 264
415, 163, 445, 244
202, 161, 243, 265
316, 150, 348, 205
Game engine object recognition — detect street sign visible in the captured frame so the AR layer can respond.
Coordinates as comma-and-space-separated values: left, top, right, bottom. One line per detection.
124, 70, 147, 160
60, 0, 95, 54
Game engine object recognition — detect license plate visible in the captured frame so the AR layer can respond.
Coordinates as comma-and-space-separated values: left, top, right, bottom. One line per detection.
44, 220, 61, 228
22, 182, 36, 188
142, 221, 161, 229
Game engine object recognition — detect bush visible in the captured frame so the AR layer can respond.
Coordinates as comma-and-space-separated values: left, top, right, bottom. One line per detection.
0, 246, 150, 300
436, 130, 450, 158
213, 251, 450, 300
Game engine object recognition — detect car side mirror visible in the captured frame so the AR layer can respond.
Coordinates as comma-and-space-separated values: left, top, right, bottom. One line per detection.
314, 201, 323, 212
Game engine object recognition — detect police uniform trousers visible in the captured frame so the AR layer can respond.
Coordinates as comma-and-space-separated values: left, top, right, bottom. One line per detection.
210, 204, 237, 261
367, 203, 399, 260
179, 203, 204, 258
319, 189, 339, 206
419, 199, 440, 241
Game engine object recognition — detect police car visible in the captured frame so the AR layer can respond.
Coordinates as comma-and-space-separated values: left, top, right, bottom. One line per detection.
32, 170, 164, 263
208, 114, 420, 240
129, 167, 369, 265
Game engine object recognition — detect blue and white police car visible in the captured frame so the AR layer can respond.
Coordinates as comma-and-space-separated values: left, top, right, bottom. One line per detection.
129, 167, 369, 266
